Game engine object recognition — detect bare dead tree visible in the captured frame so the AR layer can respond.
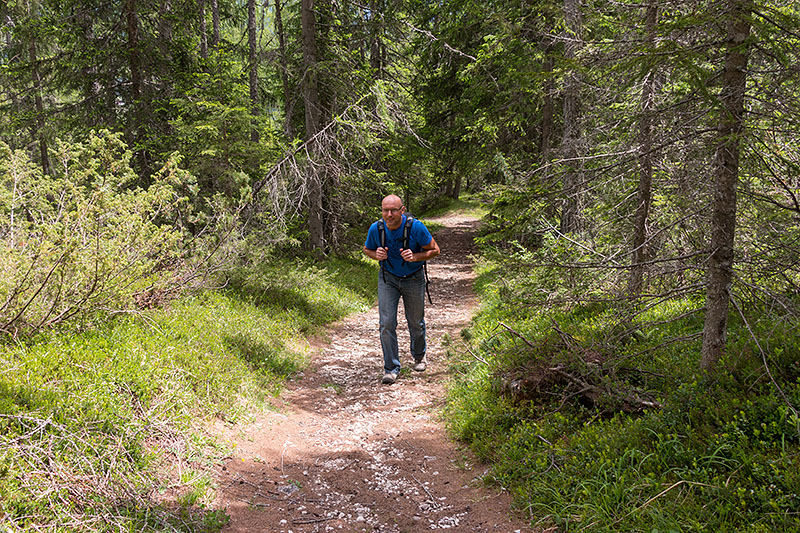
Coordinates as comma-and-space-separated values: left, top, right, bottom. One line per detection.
560, 0, 585, 234
629, 3, 659, 297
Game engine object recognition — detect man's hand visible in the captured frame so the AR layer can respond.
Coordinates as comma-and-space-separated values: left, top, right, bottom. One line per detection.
362, 245, 388, 261
399, 238, 440, 263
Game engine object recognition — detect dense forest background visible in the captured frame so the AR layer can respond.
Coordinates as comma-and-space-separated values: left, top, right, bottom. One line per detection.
3, 0, 800, 530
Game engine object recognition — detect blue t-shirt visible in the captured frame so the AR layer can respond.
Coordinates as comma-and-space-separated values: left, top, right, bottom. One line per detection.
364, 214, 433, 277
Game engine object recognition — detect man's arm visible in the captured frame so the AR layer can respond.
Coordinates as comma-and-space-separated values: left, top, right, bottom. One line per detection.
363, 245, 387, 261
400, 238, 440, 263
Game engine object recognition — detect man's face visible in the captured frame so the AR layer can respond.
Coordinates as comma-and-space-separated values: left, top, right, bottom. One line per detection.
381, 197, 404, 229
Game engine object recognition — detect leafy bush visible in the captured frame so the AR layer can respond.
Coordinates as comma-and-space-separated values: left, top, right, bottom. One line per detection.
0, 253, 376, 530
448, 245, 800, 531
0, 132, 200, 338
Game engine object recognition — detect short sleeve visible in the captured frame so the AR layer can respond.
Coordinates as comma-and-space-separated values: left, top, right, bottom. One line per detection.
412, 220, 433, 249
364, 221, 380, 250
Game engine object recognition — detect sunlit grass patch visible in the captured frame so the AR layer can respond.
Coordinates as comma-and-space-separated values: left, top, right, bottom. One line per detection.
421, 193, 489, 220
226, 252, 376, 328
0, 253, 377, 531
449, 249, 800, 531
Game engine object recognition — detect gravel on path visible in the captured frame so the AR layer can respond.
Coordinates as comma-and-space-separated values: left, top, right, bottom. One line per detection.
212, 213, 534, 533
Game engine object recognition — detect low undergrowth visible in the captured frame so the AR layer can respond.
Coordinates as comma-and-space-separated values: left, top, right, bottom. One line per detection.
446, 252, 800, 532
0, 253, 376, 531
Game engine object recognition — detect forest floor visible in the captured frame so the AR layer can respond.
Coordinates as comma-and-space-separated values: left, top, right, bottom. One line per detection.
210, 212, 533, 533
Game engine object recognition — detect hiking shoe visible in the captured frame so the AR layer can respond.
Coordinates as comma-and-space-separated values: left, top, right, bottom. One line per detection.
381, 372, 398, 384
412, 359, 427, 372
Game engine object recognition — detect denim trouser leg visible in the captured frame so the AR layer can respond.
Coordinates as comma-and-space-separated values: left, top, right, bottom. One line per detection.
402, 271, 426, 362
378, 270, 402, 374
378, 268, 426, 374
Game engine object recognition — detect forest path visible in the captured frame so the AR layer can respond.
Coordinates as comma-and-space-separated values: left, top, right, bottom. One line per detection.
213, 212, 532, 532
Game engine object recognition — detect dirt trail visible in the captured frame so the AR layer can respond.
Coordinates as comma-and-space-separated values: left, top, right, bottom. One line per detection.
213, 213, 532, 532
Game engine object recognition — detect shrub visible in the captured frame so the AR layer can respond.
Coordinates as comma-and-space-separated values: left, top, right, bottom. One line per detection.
0, 132, 199, 338
448, 240, 800, 531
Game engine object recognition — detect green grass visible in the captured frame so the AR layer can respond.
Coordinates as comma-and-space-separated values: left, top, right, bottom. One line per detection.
420, 193, 489, 220
0, 252, 377, 531
447, 252, 800, 532
416, 194, 488, 236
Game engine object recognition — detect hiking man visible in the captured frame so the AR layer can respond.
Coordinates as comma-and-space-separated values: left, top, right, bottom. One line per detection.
363, 195, 440, 384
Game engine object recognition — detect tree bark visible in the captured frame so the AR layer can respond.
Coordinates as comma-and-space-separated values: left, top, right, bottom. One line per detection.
629, 3, 658, 297
158, 0, 173, 59
211, 0, 220, 48
124, 0, 148, 175
25, 0, 50, 176
701, 0, 752, 373
539, 7, 557, 163
273, 0, 294, 138
248, 0, 260, 142
369, 0, 382, 78
540, 50, 554, 161
559, 0, 584, 234
125, 0, 141, 102
199, 0, 208, 59
4, 28, 22, 137
448, 174, 462, 200
76, 8, 103, 127
302, 0, 325, 252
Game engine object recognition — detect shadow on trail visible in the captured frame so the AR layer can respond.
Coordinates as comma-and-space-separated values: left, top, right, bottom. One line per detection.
218, 431, 492, 532
216, 212, 532, 532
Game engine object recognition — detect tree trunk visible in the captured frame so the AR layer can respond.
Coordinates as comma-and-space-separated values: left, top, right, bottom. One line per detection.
273, 0, 294, 138
25, 0, 50, 176
302, 0, 321, 145
302, 0, 325, 252
76, 9, 103, 128
124, 0, 148, 175
211, 0, 220, 48
125, 0, 141, 102
560, 0, 584, 234
369, 0, 382, 78
445, 177, 454, 198
4, 29, 22, 139
451, 174, 462, 199
540, 50, 554, 161
248, 0, 260, 142
629, 3, 658, 297
701, 0, 752, 373
158, 0, 173, 59
199, 0, 208, 59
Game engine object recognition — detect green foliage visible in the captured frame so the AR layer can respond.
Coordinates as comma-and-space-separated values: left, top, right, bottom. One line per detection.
225, 252, 377, 331
448, 243, 800, 531
0, 252, 376, 530
476, 186, 552, 250
0, 132, 200, 338
168, 52, 281, 207
417, 193, 489, 220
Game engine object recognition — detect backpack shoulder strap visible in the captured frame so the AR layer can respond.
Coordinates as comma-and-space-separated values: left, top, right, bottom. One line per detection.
377, 219, 386, 249
402, 215, 415, 250
376, 219, 387, 282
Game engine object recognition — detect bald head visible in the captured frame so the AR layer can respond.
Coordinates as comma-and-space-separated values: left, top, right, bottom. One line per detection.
382, 194, 402, 208
381, 195, 405, 229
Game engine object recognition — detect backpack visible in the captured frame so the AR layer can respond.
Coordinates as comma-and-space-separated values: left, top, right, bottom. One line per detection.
377, 214, 433, 304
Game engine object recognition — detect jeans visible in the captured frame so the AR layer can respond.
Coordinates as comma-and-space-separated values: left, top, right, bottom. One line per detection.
378, 267, 426, 374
